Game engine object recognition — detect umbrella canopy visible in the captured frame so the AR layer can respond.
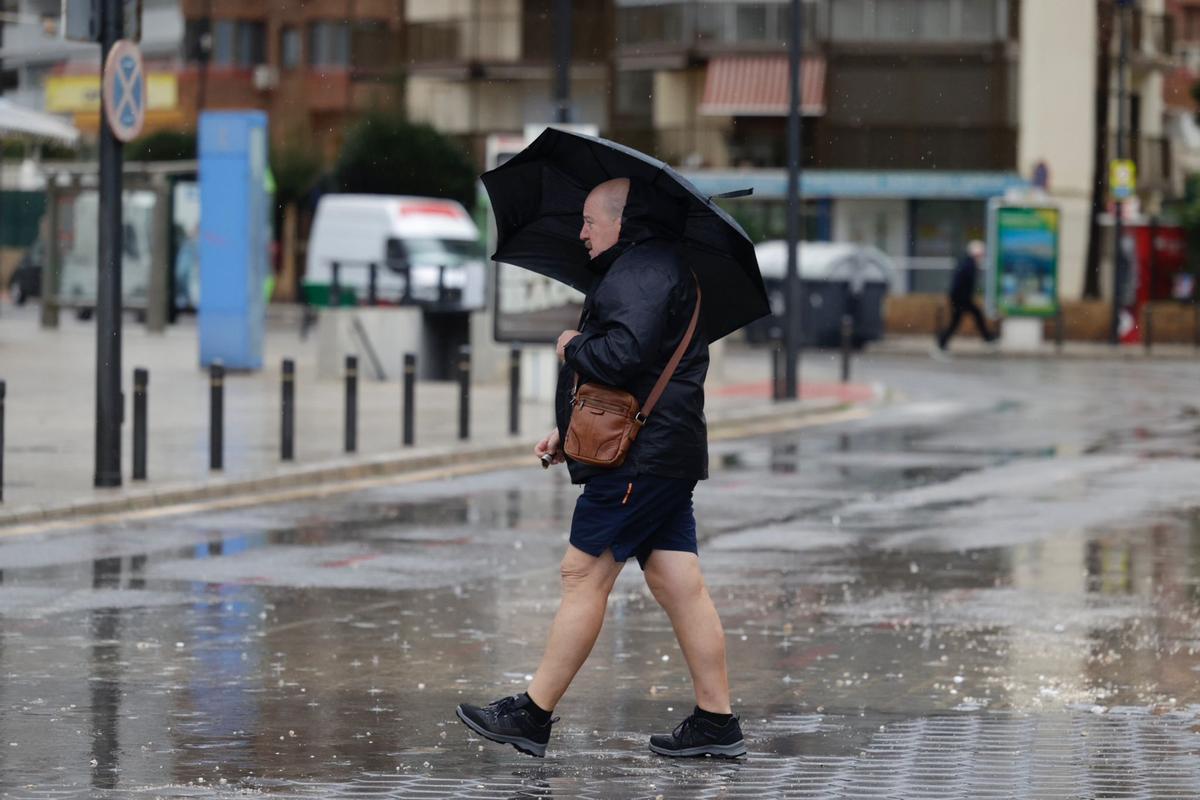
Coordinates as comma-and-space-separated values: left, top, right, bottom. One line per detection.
0, 98, 80, 146
481, 127, 769, 343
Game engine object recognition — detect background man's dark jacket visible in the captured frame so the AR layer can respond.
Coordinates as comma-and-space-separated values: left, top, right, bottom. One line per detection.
948, 253, 980, 306
555, 181, 708, 485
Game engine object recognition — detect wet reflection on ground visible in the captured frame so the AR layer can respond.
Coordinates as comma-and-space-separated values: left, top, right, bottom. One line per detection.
0, 358, 1197, 797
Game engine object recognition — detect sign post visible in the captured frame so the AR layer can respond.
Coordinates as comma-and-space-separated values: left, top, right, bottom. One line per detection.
95, 0, 144, 488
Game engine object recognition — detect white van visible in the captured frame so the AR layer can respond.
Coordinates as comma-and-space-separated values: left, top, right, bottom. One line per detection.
304, 194, 486, 310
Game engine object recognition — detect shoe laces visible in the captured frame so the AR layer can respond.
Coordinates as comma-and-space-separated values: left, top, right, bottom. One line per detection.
488, 695, 522, 716
672, 714, 700, 743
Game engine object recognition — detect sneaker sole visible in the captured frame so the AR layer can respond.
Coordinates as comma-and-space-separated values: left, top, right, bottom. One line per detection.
455, 706, 547, 758
649, 740, 747, 759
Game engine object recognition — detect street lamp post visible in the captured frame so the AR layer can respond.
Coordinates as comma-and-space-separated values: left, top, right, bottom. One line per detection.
1110, 0, 1133, 345
783, 0, 804, 399
95, 0, 124, 487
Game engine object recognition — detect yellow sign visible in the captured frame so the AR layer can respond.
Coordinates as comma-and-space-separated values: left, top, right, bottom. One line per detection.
46, 73, 177, 113
1109, 158, 1137, 201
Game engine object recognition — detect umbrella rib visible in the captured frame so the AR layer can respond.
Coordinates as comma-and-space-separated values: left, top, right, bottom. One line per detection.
585, 142, 614, 181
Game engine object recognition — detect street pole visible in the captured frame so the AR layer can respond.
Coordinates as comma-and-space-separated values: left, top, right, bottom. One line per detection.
1110, 0, 1130, 345
783, 0, 804, 398
95, 0, 124, 487
553, 0, 572, 124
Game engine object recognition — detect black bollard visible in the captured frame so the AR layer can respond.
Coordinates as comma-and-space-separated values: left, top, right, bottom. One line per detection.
368, 263, 378, 307
457, 344, 471, 441
209, 362, 224, 471
281, 359, 295, 461
0, 380, 5, 503
509, 345, 521, 436
771, 345, 783, 401
840, 314, 854, 384
330, 261, 342, 307
1143, 305, 1154, 355
402, 352, 416, 447
345, 355, 358, 454
132, 368, 148, 481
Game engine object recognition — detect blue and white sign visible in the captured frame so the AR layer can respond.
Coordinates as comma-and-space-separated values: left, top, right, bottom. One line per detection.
102, 39, 144, 142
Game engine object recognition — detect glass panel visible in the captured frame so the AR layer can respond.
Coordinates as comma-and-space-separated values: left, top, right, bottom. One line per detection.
960, 0, 996, 40
736, 4, 769, 41
281, 27, 300, 69
830, 0, 866, 40
212, 20, 235, 66
235, 21, 265, 67
694, 3, 725, 44
918, 0, 952, 40
875, 0, 918, 40
615, 70, 653, 117
309, 22, 349, 67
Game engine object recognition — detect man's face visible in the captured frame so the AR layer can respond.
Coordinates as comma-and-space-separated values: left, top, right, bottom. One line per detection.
580, 192, 622, 260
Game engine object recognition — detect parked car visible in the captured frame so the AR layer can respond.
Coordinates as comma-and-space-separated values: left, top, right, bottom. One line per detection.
7, 240, 43, 305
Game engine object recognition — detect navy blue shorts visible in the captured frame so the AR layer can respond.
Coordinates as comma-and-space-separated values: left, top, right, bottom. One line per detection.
568, 473, 699, 569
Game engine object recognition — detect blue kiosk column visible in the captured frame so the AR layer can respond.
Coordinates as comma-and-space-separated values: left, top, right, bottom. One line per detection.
198, 111, 268, 370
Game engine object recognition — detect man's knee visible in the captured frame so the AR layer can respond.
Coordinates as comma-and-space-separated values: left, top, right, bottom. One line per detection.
644, 553, 704, 608
559, 547, 617, 595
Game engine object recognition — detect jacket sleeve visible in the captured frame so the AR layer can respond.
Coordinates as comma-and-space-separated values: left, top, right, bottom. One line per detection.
564, 261, 674, 387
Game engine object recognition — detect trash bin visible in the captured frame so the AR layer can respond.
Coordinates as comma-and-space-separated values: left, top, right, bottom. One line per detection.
748, 241, 894, 348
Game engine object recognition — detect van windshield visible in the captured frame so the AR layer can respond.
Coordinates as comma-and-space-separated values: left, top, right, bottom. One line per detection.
401, 238, 482, 265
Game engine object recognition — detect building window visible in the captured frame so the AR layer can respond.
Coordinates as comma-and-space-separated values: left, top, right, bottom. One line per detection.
309, 21, 350, 67
735, 4, 770, 41
186, 19, 264, 67
281, 26, 301, 69
615, 70, 654, 117
830, 0, 1005, 43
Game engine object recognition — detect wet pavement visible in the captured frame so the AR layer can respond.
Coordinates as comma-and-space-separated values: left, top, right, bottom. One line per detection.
0, 354, 1199, 798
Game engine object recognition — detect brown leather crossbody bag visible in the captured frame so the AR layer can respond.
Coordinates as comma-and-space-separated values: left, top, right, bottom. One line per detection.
564, 279, 702, 469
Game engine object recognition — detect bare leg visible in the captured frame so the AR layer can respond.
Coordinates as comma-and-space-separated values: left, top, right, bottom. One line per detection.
526, 546, 625, 711
643, 550, 731, 714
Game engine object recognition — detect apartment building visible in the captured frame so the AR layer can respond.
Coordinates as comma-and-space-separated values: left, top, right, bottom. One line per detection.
176, 0, 403, 158
403, 0, 614, 165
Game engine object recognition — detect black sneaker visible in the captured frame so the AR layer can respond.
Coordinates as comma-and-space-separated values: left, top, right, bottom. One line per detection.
649, 709, 747, 758
456, 694, 556, 758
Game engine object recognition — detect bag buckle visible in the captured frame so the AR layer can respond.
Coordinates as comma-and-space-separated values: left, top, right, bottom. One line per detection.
634, 412, 647, 426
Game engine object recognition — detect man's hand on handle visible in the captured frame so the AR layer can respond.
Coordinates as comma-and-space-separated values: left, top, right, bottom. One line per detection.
556, 329, 580, 362
535, 427, 565, 467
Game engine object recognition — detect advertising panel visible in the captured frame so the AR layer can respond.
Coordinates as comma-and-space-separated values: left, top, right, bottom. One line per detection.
987, 203, 1060, 318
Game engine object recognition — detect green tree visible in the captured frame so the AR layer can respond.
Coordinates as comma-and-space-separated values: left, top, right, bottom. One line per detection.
125, 129, 196, 161
271, 143, 322, 210
333, 112, 476, 207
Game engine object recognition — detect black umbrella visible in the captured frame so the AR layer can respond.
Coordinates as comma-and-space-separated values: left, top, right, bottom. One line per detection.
480, 128, 770, 343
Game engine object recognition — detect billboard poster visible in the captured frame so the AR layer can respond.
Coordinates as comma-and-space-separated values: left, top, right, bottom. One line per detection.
987, 203, 1060, 318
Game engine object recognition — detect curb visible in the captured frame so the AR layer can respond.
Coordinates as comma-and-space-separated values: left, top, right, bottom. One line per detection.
0, 396, 857, 529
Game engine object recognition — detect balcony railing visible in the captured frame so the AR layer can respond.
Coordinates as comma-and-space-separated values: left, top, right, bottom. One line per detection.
406, 7, 610, 66
817, 125, 1017, 172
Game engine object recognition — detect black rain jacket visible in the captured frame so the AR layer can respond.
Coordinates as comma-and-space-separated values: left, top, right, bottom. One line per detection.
948, 253, 979, 305
556, 179, 709, 485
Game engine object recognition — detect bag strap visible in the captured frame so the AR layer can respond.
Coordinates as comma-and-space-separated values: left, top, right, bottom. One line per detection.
570, 274, 703, 421
638, 275, 701, 424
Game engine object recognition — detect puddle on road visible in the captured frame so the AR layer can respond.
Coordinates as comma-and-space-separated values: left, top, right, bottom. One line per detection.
0, 398, 1197, 795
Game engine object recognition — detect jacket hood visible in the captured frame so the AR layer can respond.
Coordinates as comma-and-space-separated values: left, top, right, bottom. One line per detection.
588, 177, 688, 274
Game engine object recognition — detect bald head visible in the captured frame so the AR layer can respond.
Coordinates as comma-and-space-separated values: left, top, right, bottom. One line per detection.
580, 178, 630, 260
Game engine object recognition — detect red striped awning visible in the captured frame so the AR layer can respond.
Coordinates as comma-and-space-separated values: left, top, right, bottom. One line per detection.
699, 55, 826, 117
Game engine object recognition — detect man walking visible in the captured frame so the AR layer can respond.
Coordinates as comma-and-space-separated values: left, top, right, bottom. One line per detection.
935, 239, 996, 354
456, 178, 745, 759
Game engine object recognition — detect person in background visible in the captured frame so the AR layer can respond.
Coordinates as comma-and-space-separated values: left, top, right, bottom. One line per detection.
935, 239, 996, 355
